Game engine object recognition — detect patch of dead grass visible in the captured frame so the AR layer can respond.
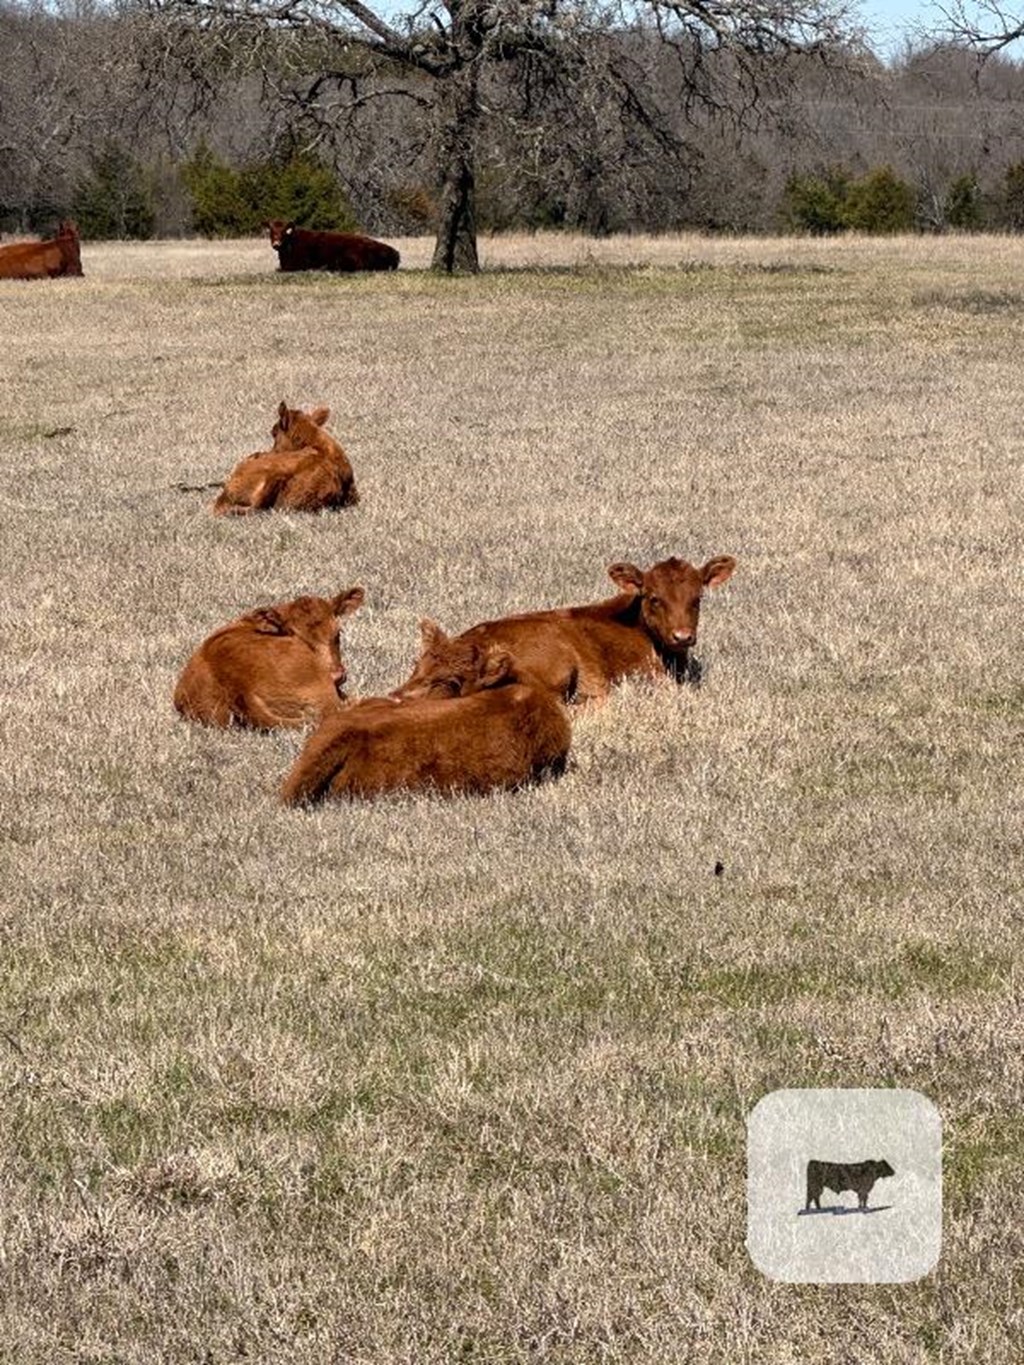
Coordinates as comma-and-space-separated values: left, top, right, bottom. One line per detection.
0, 232, 1022, 1361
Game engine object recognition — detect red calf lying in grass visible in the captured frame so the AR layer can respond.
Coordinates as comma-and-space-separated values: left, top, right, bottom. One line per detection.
281, 636, 571, 804
213, 402, 359, 515
174, 588, 365, 729
0, 221, 82, 279
392, 556, 737, 706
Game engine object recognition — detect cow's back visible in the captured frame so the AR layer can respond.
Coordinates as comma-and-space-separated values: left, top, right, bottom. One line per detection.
277, 227, 399, 274
175, 619, 339, 728
0, 228, 81, 280
0, 241, 58, 279
357, 236, 400, 270
214, 446, 354, 514
173, 647, 231, 725
282, 685, 570, 803
336, 685, 571, 795
456, 598, 659, 702
277, 447, 357, 509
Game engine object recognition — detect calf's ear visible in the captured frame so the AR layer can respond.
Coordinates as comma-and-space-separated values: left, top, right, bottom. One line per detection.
277, 400, 290, 429
608, 562, 644, 593
334, 586, 365, 617
419, 618, 448, 650
310, 406, 330, 426
701, 555, 736, 588
480, 648, 514, 688
252, 608, 290, 635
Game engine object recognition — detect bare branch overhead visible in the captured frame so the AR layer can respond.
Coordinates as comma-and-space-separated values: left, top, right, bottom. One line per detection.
931, 0, 1024, 53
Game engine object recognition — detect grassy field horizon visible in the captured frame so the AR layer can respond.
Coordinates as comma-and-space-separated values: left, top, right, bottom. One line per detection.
1, 231, 1022, 1361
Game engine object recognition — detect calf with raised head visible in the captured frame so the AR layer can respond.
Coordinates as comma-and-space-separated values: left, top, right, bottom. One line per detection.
266, 220, 400, 273
392, 555, 737, 706
0, 221, 82, 280
213, 402, 359, 515
281, 632, 571, 804
174, 588, 365, 729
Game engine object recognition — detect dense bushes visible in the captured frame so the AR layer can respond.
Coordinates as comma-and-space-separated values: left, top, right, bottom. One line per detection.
35, 153, 1024, 240
843, 167, 917, 233
783, 165, 916, 234
944, 174, 983, 229
1002, 163, 1024, 230
73, 142, 156, 240
182, 141, 358, 237
43, 140, 358, 241
31, 151, 1024, 241
782, 168, 850, 234
16, 137, 1024, 244
782, 161, 1024, 236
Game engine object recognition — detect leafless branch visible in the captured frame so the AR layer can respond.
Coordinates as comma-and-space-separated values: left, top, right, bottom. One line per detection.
932, 0, 1024, 54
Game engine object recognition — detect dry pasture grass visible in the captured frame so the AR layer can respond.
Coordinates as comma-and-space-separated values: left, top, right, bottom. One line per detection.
1, 231, 1022, 1362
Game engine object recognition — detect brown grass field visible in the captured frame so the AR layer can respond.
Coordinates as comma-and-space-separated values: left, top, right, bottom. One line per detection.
1, 230, 1022, 1361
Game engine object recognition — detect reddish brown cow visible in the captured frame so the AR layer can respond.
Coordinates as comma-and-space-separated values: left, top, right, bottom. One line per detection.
174, 588, 365, 729
392, 556, 737, 706
281, 643, 571, 805
0, 221, 82, 280
213, 402, 359, 516
266, 220, 400, 273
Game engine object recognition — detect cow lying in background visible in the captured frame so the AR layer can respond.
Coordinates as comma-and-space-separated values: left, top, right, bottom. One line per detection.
805, 1159, 895, 1211
392, 556, 737, 706
0, 221, 82, 280
213, 402, 359, 515
281, 642, 571, 804
266, 220, 400, 273
174, 588, 365, 729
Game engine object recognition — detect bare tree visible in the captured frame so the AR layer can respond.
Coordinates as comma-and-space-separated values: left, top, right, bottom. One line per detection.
0, 0, 145, 229
142, 0, 862, 270
932, 0, 1024, 52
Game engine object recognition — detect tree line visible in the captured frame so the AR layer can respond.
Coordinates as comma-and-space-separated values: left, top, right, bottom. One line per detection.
2, 0, 1024, 265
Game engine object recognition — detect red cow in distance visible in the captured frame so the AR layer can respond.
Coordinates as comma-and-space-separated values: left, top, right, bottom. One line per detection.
265, 219, 400, 273
0, 221, 82, 279
213, 401, 359, 515
174, 588, 365, 730
280, 642, 571, 805
391, 556, 737, 707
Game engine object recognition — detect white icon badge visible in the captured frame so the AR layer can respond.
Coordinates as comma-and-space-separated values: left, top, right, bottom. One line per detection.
747, 1089, 941, 1283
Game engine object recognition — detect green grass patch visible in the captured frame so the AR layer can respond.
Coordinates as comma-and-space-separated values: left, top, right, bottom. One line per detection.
947, 1114, 1024, 1210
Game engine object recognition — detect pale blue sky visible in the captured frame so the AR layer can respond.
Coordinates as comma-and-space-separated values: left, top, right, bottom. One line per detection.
855, 0, 944, 56
856, 0, 1024, 61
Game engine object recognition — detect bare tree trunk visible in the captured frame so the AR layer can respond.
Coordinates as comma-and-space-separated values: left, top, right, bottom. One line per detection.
431, 66, 479, 273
